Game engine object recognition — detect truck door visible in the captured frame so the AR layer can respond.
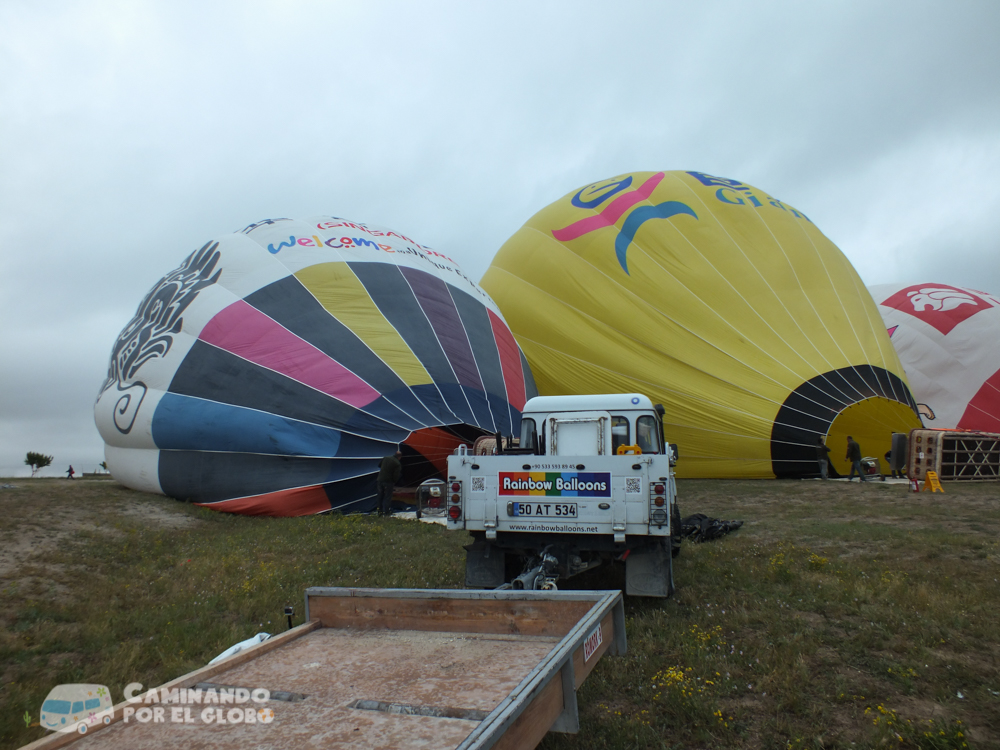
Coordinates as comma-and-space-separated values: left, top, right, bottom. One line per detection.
547, 411, 612, 456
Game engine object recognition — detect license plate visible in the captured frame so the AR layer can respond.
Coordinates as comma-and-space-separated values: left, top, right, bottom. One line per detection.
511, 502, 578, 518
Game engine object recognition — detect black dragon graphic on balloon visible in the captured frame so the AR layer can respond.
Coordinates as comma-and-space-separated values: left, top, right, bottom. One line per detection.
99, 242, 222, 434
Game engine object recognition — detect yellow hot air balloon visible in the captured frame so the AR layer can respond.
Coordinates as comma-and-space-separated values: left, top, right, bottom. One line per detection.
481, 170, 921, 479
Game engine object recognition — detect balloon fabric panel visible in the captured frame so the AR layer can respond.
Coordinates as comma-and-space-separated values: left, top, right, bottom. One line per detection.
451, 287, 516, 436
518, 349, 538, 404
959, 368, 1000, 431
403, 427, 471, 480
151, 393, 394, 458
194, 486, 337, 517
193, 474, 378, 516
488, 309, 529, 411
159, 451, 375, 504
244, 274, 440, 428
294, 263, 432, 389
349, 262, 477, 426
490, 269, 781, 433
200, 300, 381, 409
400, 266, 484, 391
398, 265, 496, 432
167, 341, 411, 441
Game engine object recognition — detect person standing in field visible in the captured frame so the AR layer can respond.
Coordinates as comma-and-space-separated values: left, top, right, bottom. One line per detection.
376, 450, 403, 516
816, 438, 831, 479
846, 436, 867, 482
66, 465, 75, 480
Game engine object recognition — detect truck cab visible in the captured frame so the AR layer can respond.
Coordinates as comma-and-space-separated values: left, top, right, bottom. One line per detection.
517, 393, 673, 459
444, 394, 680, 597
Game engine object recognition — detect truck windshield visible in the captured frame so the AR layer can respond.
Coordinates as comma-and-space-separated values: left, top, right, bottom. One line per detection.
637, 415, 660, 454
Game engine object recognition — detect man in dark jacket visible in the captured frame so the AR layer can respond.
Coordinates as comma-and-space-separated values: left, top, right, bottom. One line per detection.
376, 450, 403, 516
816, 438, 831, 479
846, 436, 867, 482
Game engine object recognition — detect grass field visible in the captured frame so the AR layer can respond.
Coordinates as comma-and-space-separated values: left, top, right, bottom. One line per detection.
0, 477, 997, 749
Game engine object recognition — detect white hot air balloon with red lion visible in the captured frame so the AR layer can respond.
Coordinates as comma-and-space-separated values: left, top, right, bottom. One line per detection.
870, 282, 1000, 432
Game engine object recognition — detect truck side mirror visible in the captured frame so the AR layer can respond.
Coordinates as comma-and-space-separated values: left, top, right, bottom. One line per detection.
669, 444, 679, 466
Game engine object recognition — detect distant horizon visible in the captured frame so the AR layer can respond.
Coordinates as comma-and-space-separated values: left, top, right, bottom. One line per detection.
2, 456, 109, 480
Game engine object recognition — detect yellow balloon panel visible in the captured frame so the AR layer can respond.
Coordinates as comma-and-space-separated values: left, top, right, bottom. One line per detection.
295, 263, 430, 387
482, 170, 921, 478
827, 398, 917, 478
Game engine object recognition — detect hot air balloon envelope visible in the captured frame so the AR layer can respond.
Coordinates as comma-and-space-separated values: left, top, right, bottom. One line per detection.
95, 217, 536, 515
482, 171, 921, 478
871, 282, 1000, 432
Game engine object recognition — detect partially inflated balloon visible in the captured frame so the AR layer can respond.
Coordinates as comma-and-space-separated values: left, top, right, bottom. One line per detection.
871, 282, 1000, 432
482, 171, 921, 478
95, 217, 536, 515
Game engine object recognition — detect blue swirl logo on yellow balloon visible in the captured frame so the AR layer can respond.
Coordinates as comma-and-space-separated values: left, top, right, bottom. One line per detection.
553, 172, 698, 274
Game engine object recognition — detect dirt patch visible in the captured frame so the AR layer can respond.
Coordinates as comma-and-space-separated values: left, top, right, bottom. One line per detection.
0, 481, 201, 586
114, 498, 201, 530
0, 519, 105, 579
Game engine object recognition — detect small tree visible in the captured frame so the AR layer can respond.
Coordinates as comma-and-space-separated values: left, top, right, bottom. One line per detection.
25, 452, 53, 478
100, 461, 109, 473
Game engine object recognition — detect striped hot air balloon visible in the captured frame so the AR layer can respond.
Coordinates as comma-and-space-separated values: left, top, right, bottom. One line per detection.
95, 217, 536, 516
482, 170, 921, 478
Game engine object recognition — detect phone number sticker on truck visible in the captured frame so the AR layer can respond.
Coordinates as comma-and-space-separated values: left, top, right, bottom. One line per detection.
498, 472, 612, 497
510, 502, 578, 518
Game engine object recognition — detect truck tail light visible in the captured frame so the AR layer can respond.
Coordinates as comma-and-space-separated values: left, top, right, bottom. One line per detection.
649, 480, 666, 526
448, 479, 462, 522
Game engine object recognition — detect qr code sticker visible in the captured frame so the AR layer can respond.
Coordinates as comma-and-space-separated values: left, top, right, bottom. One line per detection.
625, 477, 641, 494
471, 476, 485, 492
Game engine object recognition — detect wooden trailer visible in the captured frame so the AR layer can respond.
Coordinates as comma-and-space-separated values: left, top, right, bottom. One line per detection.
21, 587, 626, 750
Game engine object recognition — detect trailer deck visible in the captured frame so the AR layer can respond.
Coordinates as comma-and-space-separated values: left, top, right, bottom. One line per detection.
21, 588, 625, 750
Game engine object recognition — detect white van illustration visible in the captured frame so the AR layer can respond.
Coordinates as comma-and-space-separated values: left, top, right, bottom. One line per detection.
40, 684, 114, 734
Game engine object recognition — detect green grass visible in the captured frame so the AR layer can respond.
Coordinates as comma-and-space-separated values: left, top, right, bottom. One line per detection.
0, 479, 466, 748
1, 478, 998, 749
543, 480, 1000, 749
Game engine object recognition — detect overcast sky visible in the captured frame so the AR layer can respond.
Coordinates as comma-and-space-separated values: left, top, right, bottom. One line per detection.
2, 0, 998, 477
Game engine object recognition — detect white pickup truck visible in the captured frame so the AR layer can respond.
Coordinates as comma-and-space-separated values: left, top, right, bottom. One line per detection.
443, 394, 681, 597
